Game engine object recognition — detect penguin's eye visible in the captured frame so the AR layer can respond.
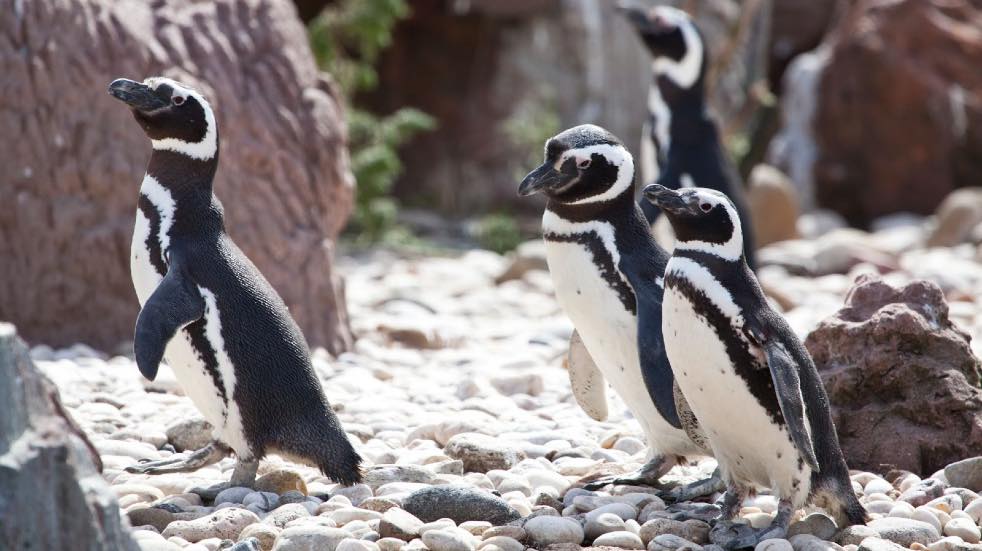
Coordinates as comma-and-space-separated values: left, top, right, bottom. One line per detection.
577, 158, 591, 170
700, 203, 712, 212
172, 96, 186, 106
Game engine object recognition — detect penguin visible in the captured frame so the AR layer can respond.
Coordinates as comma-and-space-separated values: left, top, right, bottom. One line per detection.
108, 77, 362, 496
519, 124, 721, 500
643, 183, 866, 547
620, 3, 758, 269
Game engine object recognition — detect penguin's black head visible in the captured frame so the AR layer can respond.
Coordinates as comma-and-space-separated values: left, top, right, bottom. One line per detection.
620, 4, 705, 89
644, 184, 745, 261
518, 124, 635, 205
108, 77, 218, 160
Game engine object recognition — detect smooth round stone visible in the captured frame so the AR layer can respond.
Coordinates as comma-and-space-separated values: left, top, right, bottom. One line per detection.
951, 511, 973, 521
526, 470, 570, 493
264, 504, 312, 528
964, 499, 982, 523
888, 503, 915, 519
280, 491, 308, 505
648, 534, 703, 551
112, 484, 167, 503
927, 495, 963, 513
331, 507, 384, 524
333, 485, 373, 507
377, 538, 406, 551
943, 518, 981, 543
788, 513, 839, 541
337, 538, 381, 551
420, 519, 457, 535
238, 523, 280, 550
563, 488, 595, 508
595, 531, 644, 549
866, 501, 895, 515
614, 437, 646, 455
495, 477, 532, 497
243, 491, 280, 511
481, 526, 525, 541
162, 507, 260, 542
585, 512, 627, 539
271, 526, 350, 551
867, 517, 941, 547
865, 479, 894, 496
756, 539, 794, 551
477, 536, 523, 551
586, 503, 639, 522
836, 526, 880, 547
639, 519, 710, 545
459, 522, 491, 536
524, 516, 584, 546
744, 496, 778, 514
913, 508, 944, 534
927, 536, 969, 551
215, 487, 254, 505
789, 534, 843, 551
421, 528, 477, 551
402, 486, 521, 525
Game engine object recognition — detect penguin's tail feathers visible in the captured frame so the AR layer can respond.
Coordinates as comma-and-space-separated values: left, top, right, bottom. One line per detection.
813, 477, 869, 527
268, 411, 364, 486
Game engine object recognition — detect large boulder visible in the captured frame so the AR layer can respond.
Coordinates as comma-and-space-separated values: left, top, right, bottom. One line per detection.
771, 0, 982, 225
0, 0, 353, 353
0, 323, 138, 550
804, 275, 982, 474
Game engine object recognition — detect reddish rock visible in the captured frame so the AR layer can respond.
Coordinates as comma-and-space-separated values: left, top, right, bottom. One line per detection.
0, 0, 353, 352
805, 275, 982, 474
811, 0, 982, 226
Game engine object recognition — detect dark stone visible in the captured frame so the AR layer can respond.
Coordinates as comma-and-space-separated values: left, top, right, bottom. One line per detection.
0, 323, 138, 550
0, 0, 353, 353
805, 275, 982, 475
402, 485, 522, 526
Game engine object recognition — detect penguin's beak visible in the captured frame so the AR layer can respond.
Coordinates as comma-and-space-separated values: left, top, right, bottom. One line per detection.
518, 162, 568, 197
108, 78, 168, 112
643, 184, 693, 214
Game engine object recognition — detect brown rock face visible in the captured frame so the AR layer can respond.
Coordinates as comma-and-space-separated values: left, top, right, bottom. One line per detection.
0, 324, 138, 550
812, 0, 982, 226
804, 275, 982, 474
0, 0, 353, 352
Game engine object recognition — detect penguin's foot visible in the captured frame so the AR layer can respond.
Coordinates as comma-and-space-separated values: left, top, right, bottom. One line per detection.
581, 455, 672, 491
125, 441, 228, 475
666, 502, 722, 522
190, 458, 259, 501
663, 467, 725, 503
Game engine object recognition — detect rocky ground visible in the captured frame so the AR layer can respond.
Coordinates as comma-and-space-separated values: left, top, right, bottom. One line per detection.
32, 207, 982, 551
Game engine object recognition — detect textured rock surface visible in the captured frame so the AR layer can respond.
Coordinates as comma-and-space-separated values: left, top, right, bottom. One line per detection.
0, 0, 354, 352
747, 164, 801, 247
0, 323, 137, 550
798, 0, 982, 225
805, 275, 982, 473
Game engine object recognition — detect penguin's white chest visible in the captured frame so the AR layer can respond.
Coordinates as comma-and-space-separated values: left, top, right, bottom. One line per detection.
544, 235, 694, 456
130, 178, 249, 456
662, 276, 810, 504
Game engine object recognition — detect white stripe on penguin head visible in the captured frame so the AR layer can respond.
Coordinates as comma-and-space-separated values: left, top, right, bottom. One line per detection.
555, 144, 635, 205
673, 188, 744, 261
651, 7, 704, 90
144, 77, 218, 161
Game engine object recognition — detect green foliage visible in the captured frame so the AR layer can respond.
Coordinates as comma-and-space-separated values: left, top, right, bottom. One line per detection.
475, 213, 523, 254
502, 90, 561, 180
309, 0, 435, 244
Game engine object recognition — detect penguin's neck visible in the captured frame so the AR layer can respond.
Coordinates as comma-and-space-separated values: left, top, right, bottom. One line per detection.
142, 146, 224, 236
655, 79, 714, 147
545, 186, 640, 229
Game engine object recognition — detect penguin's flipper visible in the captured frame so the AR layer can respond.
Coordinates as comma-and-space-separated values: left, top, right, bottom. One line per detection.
635, 282, 683, 430
752, 328, 820, 472
567, 329, 608, 422
134, 249, 205, 381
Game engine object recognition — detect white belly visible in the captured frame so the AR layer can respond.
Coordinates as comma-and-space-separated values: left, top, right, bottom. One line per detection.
545, 239, 696, 457
663, 286, 810, 503
130, 210, 249, 456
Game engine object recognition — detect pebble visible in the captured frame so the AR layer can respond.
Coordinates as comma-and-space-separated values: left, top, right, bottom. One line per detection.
586, 512, 628, 539
868, 517, 941, 547
255, 470, 307, 496
444, 434, 526, 473
238, 523, 280, 551
477, 536, 523, 551
944, 518, 981, 543
337, 539, 382, 551
788, 513, 838, 541
379, 509, 424, 541
421, 528, 478, 551
216, 487, 254, 505
524, 515, 584, 546
162, 508, 260, 542
271, 526, 350, 551
648, 534, 703, 551
402, 486, 520, 525
595, 531, 645, 549
945, 457, 982, 492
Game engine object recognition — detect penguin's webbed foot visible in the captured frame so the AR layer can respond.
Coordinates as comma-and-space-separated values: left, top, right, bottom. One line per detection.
666, 502, 722, 522
663, 467, 725, 503
190, 457, 259, 502
125, 441, 228, 475
709, 520, 757, 550
581, 455, 671, 491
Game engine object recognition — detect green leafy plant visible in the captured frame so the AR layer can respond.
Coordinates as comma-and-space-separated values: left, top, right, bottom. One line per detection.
309, 0, 435, 243
475, 213, 523, 254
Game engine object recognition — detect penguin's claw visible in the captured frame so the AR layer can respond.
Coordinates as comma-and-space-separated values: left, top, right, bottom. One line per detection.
709, 521, 757, 550
190, 482, 230, 502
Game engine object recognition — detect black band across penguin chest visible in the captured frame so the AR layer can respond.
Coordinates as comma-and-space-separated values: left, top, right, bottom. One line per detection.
544, 230, 637, 315
664, 268, 783, 427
